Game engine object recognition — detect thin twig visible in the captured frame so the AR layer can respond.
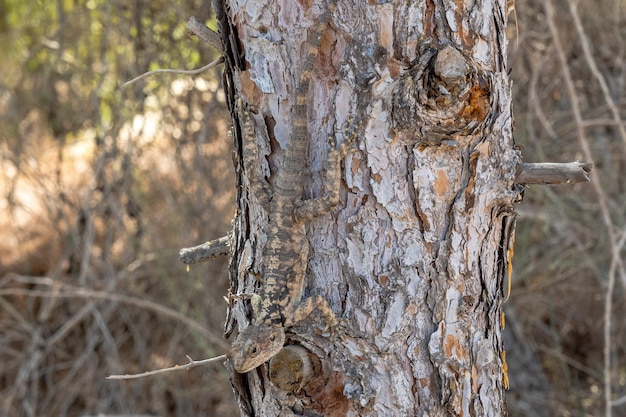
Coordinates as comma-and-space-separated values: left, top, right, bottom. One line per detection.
123, 56, 224, 87
564, 0, 626, 289
611, 394, 626, 407
568, 2, 626, 415
567, 0, 626, 292
545, 2, 624, 416
535, 345, 603, 381
106, 354, 227, 380
569, 1, 626, 149
0, 274, 229, 350
604, 228, 626, 414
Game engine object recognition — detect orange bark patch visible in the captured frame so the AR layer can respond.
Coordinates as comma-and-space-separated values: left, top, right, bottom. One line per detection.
378, 5, 394, 51
297, 0, 313, 9
414, 345, 421, 357
434, 168, 449, 196
407, 304, 417, 315
310, 372, 350, 416
378, 275, 388, 286
388, 57, 402, 79
346, 154, 360, 175
455, 10, 473, 49
444, 334, 460, 357
240, 70, 262, 107
460, 80, 490, 122
501, 351, 510, 389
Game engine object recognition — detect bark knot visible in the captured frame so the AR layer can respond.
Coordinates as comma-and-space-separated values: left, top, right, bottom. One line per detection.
392, 44, 492, 147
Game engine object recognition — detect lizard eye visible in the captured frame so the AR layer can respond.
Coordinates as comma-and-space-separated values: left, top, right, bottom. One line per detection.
248, 343, 258, 356
269, 333, 276, 342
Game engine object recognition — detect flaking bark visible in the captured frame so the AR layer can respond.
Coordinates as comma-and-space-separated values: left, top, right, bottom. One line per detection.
216, 0, 518, 415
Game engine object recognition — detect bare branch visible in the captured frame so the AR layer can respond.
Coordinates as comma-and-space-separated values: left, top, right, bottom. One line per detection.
123, 56, 224, 87
611, 394, 626, 407
187, 17, 224, 53
515, 162, 593, 185
121, 16, 224, 88
546, 3, 626, 416
179, 235, 231, 264
0, 274, 229, 350
106, 355, 227, 380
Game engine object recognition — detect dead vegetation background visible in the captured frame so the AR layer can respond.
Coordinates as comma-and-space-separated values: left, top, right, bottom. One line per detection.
0, 0, 624, 416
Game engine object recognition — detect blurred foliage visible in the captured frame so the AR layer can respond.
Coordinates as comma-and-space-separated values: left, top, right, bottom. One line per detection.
0, 0, 237, 415
0, 0, 625, 416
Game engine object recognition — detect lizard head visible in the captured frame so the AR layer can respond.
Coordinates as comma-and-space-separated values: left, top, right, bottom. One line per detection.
229, 325, 286, 373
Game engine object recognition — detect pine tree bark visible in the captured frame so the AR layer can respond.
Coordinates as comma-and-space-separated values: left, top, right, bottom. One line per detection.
215, 0, 518, 415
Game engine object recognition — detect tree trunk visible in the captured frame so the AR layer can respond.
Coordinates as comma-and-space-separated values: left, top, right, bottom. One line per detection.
215, 0, 519, 415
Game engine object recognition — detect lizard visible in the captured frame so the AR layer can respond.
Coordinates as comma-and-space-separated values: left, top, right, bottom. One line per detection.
229, 1, 344, 374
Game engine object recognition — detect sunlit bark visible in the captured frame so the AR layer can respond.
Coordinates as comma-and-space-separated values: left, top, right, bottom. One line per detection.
216, 0, 518, 415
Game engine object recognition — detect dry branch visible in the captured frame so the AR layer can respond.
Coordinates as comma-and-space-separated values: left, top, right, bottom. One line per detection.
0, 274, 229, 350
122, 16, 224, 87
515, 162, 593, 185
545, 3, 625, 416
179, 235, 231, 264
107, 354, 227, 380
123, 57, 224, 87
187, 17, 224, 53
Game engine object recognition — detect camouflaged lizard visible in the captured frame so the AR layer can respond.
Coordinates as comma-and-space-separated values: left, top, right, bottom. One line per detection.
229, 1, 343, 374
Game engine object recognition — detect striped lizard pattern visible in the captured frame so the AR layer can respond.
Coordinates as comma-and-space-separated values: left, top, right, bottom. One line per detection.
229, 1, 343, 374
